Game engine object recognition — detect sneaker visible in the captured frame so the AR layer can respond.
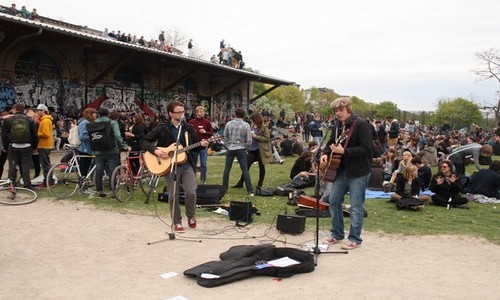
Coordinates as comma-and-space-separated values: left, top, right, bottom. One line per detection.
174, 224, 185, 233
248, 192, 254, 197
278, 160, 285, 164
326, 237, 339, 245
341, 241, 361, 250
188, 218, 197, 229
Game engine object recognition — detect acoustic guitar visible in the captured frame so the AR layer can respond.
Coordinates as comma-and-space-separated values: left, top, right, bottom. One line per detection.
322, 130, 349, 182
144, 135, 223, 176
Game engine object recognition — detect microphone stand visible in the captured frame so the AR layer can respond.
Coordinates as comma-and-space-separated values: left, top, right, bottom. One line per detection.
312, 122, 347, 265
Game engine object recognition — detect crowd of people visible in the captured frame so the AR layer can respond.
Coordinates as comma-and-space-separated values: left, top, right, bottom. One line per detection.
1, 98, 499, 247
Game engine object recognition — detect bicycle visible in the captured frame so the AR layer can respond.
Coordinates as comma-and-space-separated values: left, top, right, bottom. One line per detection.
46, 147, 97, 199
0, 178, 37, 205
110, 151, 153, 202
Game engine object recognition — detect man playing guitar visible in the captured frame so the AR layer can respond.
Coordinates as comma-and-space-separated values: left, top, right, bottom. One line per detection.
320, 97, 373, 250
140, 101, 209, 233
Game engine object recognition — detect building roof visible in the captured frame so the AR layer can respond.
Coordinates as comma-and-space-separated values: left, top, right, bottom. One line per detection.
0, 12, 295, 87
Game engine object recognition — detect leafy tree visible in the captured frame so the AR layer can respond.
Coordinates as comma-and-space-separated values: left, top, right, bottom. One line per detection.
266, 85, 304, 113
375, 101, 399, 120
430, 98, 483, 129
350, 96, 371, 118
251, 96, 293, 120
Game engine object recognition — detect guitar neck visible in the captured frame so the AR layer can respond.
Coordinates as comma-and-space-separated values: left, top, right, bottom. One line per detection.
177, 136, 221, 154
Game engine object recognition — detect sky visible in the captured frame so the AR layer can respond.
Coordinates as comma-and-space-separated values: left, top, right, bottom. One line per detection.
14, 0, 500, 111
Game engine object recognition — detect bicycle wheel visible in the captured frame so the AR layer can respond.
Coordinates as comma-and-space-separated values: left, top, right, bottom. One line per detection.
138, 164, 154, 195
111, 165, 134, 203
47, 162, 80, 199
0, 186, 37, 205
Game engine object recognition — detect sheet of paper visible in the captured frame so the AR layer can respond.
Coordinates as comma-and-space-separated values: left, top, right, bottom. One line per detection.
267, 256, 300, 267
160, 272, 178, 279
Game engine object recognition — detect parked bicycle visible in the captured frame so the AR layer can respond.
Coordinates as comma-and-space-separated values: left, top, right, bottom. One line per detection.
0, 178, 37, 205
110, 151, 153, 202
46, 147, 97, 199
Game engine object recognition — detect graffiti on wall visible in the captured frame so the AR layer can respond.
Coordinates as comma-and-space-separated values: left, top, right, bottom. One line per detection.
0, 73, 244, 121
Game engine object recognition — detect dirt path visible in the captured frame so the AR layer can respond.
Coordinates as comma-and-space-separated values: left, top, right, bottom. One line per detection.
1, 199, 499, 300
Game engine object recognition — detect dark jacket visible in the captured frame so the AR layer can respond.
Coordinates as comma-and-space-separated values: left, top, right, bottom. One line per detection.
323, 114, 373, 178
127, 123, 148, 152
429, 172, 463, 200
394, 175, 422, 197
466, 169, 500, 198
140, 119, 201, 170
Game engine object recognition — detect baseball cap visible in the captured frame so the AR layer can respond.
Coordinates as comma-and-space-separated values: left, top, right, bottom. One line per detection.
35, 103, 49, 111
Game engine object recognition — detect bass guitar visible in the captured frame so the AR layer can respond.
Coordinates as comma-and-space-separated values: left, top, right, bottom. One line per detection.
144, 135, 223, 176
322, 130, 349, 182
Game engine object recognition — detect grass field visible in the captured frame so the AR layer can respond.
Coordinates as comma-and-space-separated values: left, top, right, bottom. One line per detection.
36, 154, 500, 244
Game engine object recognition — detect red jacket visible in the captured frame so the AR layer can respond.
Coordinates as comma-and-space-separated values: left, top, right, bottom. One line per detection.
189, 117, 214, 140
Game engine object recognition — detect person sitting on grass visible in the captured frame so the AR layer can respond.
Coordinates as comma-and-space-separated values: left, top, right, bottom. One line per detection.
389, 164, 430, 203
429, 160, 469, 209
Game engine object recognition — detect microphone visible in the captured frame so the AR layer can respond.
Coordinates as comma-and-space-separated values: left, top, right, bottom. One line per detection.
180, 114, 187, 126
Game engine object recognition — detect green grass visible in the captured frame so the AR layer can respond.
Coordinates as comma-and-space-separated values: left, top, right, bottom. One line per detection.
36, 154, 500, 244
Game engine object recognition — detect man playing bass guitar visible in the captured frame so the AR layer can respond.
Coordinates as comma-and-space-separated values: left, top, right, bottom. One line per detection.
140, 101, 209, 233
319, 97, 373, 250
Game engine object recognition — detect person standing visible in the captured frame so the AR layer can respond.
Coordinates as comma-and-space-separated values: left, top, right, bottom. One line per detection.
222, 107, 253, 195
386, 116, 399, 146
124, 113, 148, 176
1, 103, 38, 189
187, 39, 193, 57
309, 113, 323, 146
447, 143, 493, 176
141, 101, 208, 233
35, 104, 54, 187
93, 108, 129, 198
188, 106, 213, 185
320, 97, 373, 250
232, 112, 273, 189
76, 107, 98, 177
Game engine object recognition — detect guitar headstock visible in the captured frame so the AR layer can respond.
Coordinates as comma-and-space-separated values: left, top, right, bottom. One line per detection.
335, 129, 349, 145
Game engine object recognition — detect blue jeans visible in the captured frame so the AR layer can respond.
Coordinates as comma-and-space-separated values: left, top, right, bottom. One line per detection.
95, 153, 120, 193
328, 169, 369, 244
222, 148, 253, 193
193, 148, 208, 182
313, 136, 322, 146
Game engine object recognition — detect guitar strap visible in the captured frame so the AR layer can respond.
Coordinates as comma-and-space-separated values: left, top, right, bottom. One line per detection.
342, 117, 358, 149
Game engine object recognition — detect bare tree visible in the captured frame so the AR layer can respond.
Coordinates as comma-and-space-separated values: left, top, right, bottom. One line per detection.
474, 48, 500, 124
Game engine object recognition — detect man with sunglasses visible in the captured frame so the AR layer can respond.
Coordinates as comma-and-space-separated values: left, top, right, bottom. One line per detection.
141, 101, 208, 233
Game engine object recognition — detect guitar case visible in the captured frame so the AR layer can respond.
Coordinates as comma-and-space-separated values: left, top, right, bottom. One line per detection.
178, 184, 227, 205
184, 244, 314, 287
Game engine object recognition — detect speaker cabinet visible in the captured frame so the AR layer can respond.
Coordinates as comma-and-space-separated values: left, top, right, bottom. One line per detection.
229, 201, 253, 224
277, 214, 306, 234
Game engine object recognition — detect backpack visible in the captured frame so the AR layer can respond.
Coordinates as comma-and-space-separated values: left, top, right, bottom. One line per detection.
86, 121, 116, 151
67, 125, 81, 147
9, 116, 31, 143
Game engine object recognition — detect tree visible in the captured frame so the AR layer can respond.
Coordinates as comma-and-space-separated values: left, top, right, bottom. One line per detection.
430, 98, 483, 129
266, 85, 304, 113
375, 101, 399, 120
473, 48, 500, 123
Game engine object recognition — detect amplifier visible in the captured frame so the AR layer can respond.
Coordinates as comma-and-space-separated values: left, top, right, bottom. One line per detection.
276, 214, 306, 234
229, 201, 253, 224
